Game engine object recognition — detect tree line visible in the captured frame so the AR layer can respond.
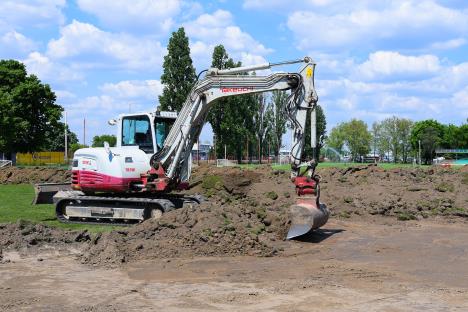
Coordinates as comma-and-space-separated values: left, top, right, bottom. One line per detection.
326, 117, 468, 164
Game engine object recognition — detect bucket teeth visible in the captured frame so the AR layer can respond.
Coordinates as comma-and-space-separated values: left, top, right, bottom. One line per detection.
287, 197, 329, 240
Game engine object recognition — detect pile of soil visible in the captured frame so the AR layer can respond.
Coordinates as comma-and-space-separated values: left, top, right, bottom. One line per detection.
1, 164, 467, 267
319, 164, 468, 221
0, 220, 89, 263
81, 167, 294, 266
0, 167, 70, 184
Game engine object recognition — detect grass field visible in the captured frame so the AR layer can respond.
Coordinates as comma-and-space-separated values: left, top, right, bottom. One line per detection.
0, 184, 121, 232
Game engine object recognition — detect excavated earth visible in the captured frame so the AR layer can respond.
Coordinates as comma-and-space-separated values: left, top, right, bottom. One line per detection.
0, 167, 71, 184
0, 164, 467, 266
1, 165, 468, 311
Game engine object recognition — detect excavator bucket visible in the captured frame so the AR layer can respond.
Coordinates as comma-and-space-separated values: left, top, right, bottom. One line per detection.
286, 173, 329, 240
287, 196, 329, 240
33, 183, 72, 205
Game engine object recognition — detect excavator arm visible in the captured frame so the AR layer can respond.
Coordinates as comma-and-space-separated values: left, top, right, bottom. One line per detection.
151, 57, 318, 182
145, 57, 328, 239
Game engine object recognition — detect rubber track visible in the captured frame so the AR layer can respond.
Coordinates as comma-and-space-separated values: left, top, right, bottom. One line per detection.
55, 192, 202, 226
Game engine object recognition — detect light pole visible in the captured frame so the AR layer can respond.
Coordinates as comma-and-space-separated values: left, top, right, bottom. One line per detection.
64, 111, 68, 163
418, 140, 421, 165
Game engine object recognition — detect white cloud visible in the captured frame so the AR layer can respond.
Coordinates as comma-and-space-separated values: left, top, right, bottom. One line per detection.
47, 20, 165, 71
357, 51, 441, 80
23, 52, 84, 83
243, 0, 337, 10
430, 38, 467, 50
287, 1, 468, 51
184, 10, 273, 69
100, 80, 163, 100
77, 0, 180, 33
0, 0, 65, 30
0, 31, 36, 58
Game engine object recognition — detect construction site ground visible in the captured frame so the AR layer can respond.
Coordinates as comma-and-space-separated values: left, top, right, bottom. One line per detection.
1, 165, 467, 311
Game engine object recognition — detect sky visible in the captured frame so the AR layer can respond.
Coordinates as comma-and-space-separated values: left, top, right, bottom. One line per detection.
1, 0, 467, 147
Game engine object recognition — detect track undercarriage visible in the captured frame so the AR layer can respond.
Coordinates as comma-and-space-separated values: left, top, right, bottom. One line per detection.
53, 191, 203, 226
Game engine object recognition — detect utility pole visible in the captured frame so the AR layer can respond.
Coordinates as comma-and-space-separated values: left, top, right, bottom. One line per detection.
64, 112, 68, 163
418, 140, 421, 165
197, 140, 200, 166
83, 118, 86, 147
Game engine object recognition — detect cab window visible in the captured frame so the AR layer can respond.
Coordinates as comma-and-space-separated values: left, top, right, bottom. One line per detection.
154, 117, 174, 150
122, 115, 153, 153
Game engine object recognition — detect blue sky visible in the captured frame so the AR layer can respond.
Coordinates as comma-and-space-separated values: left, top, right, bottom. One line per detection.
1, 0, 467, 147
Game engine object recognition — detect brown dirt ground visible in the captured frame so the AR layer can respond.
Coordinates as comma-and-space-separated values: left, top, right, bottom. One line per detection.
0, 165, 467, 310
1, 164, 467, 267
1, 218, 468, 311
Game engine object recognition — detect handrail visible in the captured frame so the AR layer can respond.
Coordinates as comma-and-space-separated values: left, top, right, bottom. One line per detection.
0, 160, 12, 168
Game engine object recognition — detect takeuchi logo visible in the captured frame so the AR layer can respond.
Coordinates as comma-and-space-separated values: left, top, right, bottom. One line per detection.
221, 87, 254, 93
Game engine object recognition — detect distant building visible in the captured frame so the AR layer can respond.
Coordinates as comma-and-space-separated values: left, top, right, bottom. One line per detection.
192, 143, 212, 161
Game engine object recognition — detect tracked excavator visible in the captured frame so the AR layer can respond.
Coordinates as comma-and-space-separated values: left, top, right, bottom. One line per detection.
35, 57, 329, 239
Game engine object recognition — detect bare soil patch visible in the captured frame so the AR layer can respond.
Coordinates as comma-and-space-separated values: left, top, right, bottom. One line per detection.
0, 164, 467, 267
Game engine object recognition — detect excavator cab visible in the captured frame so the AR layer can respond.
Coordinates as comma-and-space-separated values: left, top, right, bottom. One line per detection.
33, 111, 178, 204
120, 112, 176, 154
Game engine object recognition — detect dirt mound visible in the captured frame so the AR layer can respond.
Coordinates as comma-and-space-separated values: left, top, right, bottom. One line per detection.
81, 166, 293, 266
0, 167, 70, 184
320, 164, 468, 221
0, 220, 90, 262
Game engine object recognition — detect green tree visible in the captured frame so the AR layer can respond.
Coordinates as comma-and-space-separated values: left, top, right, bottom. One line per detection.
70, 143, 87, 156
326, 124, 345, 155
397, 118, 413, 163
207, 45, 229, 158
159, 27, 196, 112
457, 124, 468, 148
207, 45, 258, 163
410, 119, 444, 164
442, 123, 468, 149
371, 121, 384, 158
252, 93, 270, 163
0, 60, 63, 155
379, 116, 413, 163
380, 117, 400, 163
43, 122, 78, 151
92, 134, 117, 147
220, 71, 257, 163
270, 90, 288, 158
304, 105, 326, 161
341, 119, 371, 160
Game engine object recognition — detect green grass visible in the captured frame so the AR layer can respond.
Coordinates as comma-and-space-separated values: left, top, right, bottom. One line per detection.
0, 184, 122, 233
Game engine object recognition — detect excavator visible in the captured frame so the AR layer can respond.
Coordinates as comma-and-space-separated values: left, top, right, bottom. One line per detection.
34, 56, 329, 239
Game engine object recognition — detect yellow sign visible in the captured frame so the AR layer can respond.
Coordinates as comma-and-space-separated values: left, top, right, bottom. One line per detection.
306, 67, 313, 78
16, 152, 66, 165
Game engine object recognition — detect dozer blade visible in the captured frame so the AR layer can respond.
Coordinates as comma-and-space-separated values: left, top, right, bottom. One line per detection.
287, 197, 329, 240
33, 183, 72, 205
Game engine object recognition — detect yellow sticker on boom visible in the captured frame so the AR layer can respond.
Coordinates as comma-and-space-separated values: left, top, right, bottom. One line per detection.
306, 67, 312, 78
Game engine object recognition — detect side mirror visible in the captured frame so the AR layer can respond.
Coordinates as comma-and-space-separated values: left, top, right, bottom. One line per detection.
108, 119, 117, 125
